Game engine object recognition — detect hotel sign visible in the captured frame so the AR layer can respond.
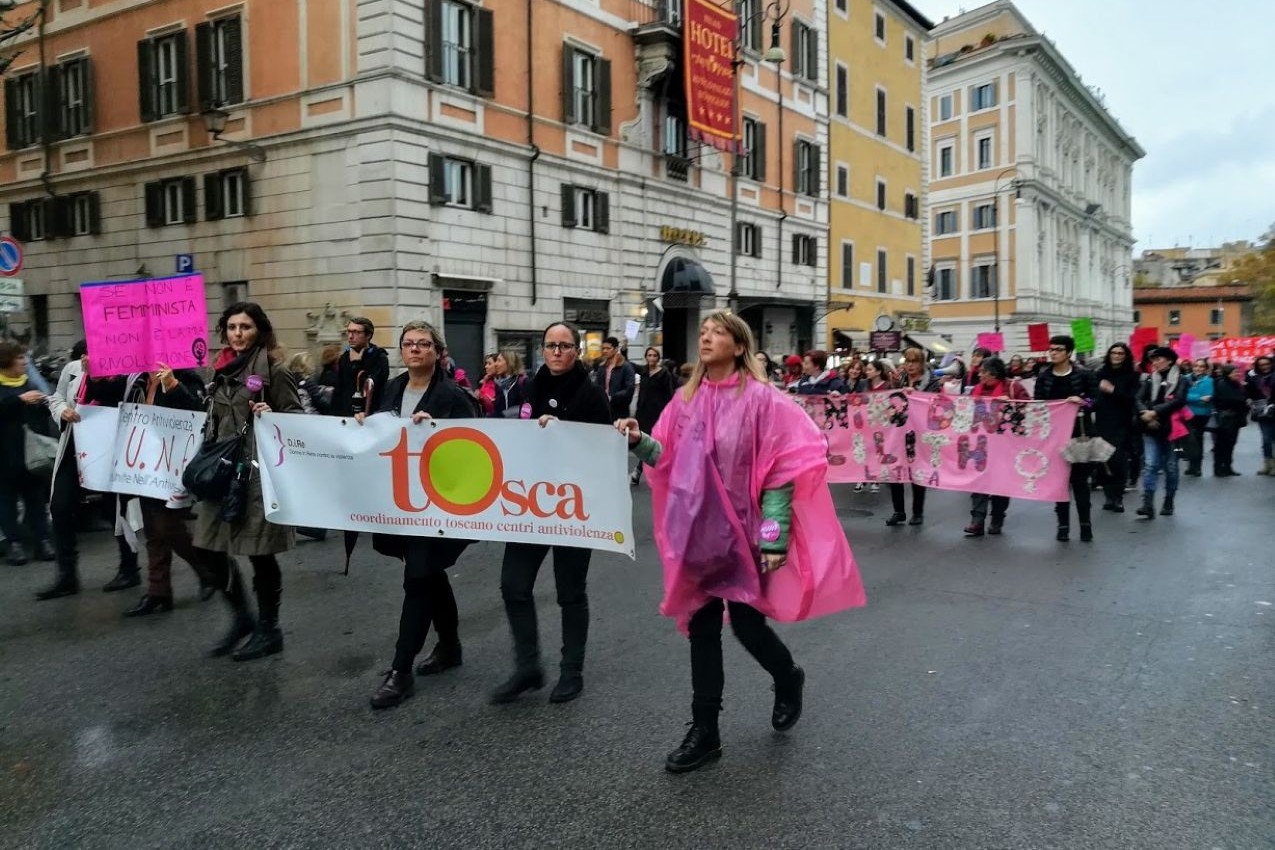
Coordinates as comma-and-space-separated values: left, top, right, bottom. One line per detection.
659, 225, 707, 248
684, 0, 737, 151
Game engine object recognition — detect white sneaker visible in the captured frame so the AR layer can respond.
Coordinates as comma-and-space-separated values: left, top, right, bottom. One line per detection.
853, 484, 864, 492
870, 483, 880, 493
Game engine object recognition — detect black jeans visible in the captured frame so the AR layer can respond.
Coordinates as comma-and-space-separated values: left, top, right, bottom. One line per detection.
500, 542, 591, 675
1055, 462, 1093, 528
889, 483, 926, 517
1098, 440, 1130, 507
49, 449, 138, 576
0, 468, 48, 545
1184, 416, 1210, 473
391, 538, 468, 672
688, 598, 795, 721
1213, 424, 1241, 474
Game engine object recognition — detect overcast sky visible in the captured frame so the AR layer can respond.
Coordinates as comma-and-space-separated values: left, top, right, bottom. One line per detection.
920, 0, 1275, 251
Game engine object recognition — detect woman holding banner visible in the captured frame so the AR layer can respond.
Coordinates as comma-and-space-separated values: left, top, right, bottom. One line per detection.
1034, 335, 1098, 541
359, 320, 477, 710
887, 348, 942, 527
616, 311, 864, 774
490, 321, 611, 706
963, 357, 1030, 537
194, 303, 302, 661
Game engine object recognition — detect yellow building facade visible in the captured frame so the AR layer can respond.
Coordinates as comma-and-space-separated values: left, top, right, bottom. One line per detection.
825, 0, 933, 351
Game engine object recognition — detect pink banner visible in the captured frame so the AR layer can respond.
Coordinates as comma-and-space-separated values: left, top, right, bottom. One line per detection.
1173, 333, 1196, 360
80, 274, 209, 377
976, 332, 1005, 353
796, 392, 1079, 501
1211, 336, 1275, 365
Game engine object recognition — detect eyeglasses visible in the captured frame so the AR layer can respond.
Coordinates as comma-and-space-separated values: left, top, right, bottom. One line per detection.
401, 340, 435, 351
1048, 346, 1068, 352
543, 342, 577, 353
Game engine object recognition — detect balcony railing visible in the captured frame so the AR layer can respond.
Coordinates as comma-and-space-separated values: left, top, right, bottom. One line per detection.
664, 153, 691, 182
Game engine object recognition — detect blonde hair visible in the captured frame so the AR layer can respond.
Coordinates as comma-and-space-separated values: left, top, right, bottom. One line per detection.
681, 310, 768, 401
286, 351, 312, 377
498, 350, 523, 375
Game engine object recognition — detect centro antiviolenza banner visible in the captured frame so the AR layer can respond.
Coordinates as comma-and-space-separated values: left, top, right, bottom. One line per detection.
257, 414, 635, 558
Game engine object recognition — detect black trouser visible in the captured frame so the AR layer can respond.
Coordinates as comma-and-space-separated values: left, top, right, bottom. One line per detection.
1055, 462, 1092, 528
391, 538, 468, 672
1101, 444, 1129, 507
689, 598, 795, 723
199, 550, 282, 622
1213, 424, 1241, 474
1127, 433, 1144, 485
970, 493, 1009, 523
1184, 415, 1210, 473
0, 468, 48, 547
49, 449, 136, 578
500, 542, 591, 675
889, 483, 926, 517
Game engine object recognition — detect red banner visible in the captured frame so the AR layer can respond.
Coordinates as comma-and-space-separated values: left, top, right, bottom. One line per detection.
684, 0, 737, 152
1210, 336, 1275, 364
1026, 323, 1051, 352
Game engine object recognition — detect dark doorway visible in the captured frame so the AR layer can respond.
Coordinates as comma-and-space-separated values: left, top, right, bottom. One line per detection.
659, 257, 714, 365
442, 290, 487, 383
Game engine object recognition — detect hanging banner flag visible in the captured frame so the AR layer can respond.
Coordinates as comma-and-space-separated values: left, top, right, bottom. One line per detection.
795, 392, 1078, 502
80, 274, 209, 377
72, 403, 206, 504
257, 414, 635, 557
684, 0, 738, 152
1026, 323, 1051, 352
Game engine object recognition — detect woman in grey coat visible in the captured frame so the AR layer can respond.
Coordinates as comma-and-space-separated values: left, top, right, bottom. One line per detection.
195, 302, 302, 661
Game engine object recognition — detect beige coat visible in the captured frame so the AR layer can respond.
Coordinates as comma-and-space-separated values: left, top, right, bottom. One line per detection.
192, 348, 302, 556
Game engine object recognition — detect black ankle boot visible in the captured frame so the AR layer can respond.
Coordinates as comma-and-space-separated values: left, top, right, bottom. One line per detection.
35, 561, 79, 601
665, 719, 723, 774
885, 512, 907, 527
489, 668, 545, 704
123, 594, 173, 617
1079, 524, 1094, 542
7, 541, 28, 566
414, 642, 463, 676
772, 666, 805, 731
233, 621, 284, 661
102, 569, 140, 593
210, 614, 255, 657
209, 560, 255, 657
1160, 494, 1175, 516
370, 670, 414, 709
1056, 525, 1070, 542
1136, 493, 1155, 519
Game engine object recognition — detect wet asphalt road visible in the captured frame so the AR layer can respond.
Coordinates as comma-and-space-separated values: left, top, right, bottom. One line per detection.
2, 434, 1273, 849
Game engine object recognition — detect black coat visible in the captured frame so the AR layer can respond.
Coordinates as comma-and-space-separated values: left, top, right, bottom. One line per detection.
1033, 367, 1100, 438
635, 366, 677, 433
1136, 368, 1190, 435
1212, 374, 1249, 430
530, 363, 611, 425
0, 380, 57, 478
333, 345, 391, 416
1092, 367, 1140, 443
591, 359, 637, 420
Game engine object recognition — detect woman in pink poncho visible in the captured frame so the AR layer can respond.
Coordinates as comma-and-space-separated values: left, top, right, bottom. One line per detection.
616, 311, 865, 774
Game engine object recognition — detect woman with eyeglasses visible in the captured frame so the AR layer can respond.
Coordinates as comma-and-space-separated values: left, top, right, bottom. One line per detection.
1033, 335, 1098, 541
886, 347, 941, 527
360, 321, 478, 709
1093, 343, 1140, 511
491, 322, 611, 706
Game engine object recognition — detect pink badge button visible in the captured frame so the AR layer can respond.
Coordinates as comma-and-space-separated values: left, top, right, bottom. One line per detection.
759, 519, 781, 542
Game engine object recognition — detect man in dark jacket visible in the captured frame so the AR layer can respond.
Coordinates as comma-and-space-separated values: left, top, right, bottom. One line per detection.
1033, 335, 1099, 541
592, 336, 636, 420
333, 317, 390, 416
1134, 346, 1191, 519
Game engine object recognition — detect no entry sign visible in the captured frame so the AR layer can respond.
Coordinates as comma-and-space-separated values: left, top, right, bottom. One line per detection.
0, 236, 23, 276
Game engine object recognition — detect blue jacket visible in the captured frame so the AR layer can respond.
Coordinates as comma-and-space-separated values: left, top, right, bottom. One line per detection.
1186, 375, 1214, 417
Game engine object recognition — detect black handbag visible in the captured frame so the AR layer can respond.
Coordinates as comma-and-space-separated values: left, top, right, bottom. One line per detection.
183, 390, 248, 502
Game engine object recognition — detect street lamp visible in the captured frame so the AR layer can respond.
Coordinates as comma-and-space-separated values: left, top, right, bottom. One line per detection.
990, 167, 1018, 333
727, 0, 789, 314
201, 104, 267, 163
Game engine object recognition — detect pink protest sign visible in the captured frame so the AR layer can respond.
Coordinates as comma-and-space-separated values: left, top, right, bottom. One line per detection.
795, 391, 1079, 501
1173, 333, 1196, 360
80, 274, 209, 377
976, 332, 1005, 353
1191, 341, 1214, 360
1211, 336, 1275, 365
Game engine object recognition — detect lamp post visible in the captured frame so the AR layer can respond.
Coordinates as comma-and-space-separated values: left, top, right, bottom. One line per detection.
201, 104, 267, 163
990, 167, 1018, 333
727, 0, 789, 315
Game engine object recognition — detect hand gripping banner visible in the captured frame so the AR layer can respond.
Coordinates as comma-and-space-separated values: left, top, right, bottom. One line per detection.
257, 413, 635, 557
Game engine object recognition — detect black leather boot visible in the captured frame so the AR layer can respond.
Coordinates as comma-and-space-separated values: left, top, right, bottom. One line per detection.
551, 600, 588, 703
370, 670, 414, 709
772, 666, 805, 731
884, 512, 907, 527
1135, 493, 1156, 519
123, 594, 173, 617
414, 642, 463, 676
35, 540, 56, 561
233, 620, 284, 661
1160, 494, 1176, 516
209, 559, 255, 658
35, 555, 79, 601
7, 541, 28, 566
665, 714, 723, 774
102, 569, 141, 593
489, 667, 545, 704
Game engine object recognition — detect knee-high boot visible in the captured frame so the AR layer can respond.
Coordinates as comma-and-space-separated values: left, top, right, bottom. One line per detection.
209, 556, 255, 657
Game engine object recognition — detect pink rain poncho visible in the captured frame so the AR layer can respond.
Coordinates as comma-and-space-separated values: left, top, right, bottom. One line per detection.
646, 372, 865, 629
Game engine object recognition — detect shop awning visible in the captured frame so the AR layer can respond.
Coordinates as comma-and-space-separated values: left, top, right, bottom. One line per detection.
661, 258, 715, 294
904, 332, 954, 354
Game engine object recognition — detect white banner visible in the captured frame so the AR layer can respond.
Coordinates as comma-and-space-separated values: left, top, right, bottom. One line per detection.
73, 403, 205, 504
257, 413, 636, 557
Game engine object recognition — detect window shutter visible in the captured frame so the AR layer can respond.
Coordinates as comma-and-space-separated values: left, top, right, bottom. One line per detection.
474, 164, 493, 213
43, 66, 61, 142
755, 121, 766, 181
428, 153, 446, 205
842, 243, 853, 286
425, 0, 444, 82
205, 173, 225, 220
80, 59, 95, 135
561, 46, 575, 124
594, 58, 612, 135
793, 143, 801, 193
810, 145, 821, 195
807, 26, 818, 81
560, 184, 575, 227
4, 79, 17, 149
143, 182, 162, 227
791, 234, 800, 264
733, 222, 740, 254
240, 169, 253, 216
474, 8, 495, 98
44, 198, 66, 239
9, 203, 28, 242
790, 22, 800, 77
175, 31, 191, 114
224, 18, 245, 104
195, 22, 214, 110
754, 226, 762, 258
88, 192, 102, 235
137, 40, 156, 122
596, 192, 609, 233
181, 176, 197, 224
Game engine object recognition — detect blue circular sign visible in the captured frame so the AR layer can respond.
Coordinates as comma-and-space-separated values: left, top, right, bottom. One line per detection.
0, 237, 22, 275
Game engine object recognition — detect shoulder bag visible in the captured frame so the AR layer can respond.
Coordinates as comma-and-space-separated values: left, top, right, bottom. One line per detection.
182, 393, 248, 501
1061, 411, 1115, 464
24, 425, 60, 477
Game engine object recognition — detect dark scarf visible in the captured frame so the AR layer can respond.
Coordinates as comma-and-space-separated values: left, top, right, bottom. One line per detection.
529, 362, 590, 419
214, 346, 256, 377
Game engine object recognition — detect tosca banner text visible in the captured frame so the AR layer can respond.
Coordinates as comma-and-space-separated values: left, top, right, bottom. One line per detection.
257, 413, 635, 557
795, 392, 1079, 501
80, 274, 210, 377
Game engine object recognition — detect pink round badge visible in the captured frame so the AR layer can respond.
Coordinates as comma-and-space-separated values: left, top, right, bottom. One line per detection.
759, 519, 781, 542
519, 403, 532, 420
245, 375, 264, 393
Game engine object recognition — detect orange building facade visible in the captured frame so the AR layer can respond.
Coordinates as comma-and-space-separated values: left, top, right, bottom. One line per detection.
0, 0, 828, 372
1133, 285, 1254, 344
